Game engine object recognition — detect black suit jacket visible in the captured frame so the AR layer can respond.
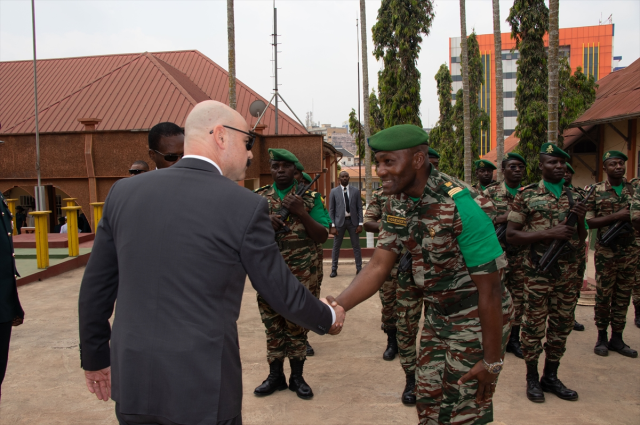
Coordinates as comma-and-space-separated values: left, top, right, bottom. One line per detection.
78, 158, 333, 424
0, 193, 23, 324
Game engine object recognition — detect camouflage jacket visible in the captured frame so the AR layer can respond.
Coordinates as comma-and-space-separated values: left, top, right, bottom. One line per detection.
377, 166, 504, 306
364, 188, 386, 224
483, 181, 528, 254
585, 179, 637, 246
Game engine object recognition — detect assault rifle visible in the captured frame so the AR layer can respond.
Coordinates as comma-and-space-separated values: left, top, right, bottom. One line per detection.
496, 223, 508, 242
275, 173, 322, 235
536, 184, 596, 278
398, 251, 413, 273
599, 216, 634, 253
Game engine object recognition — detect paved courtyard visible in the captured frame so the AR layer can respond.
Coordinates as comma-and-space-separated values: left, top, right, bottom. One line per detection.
1, 263, 639, 424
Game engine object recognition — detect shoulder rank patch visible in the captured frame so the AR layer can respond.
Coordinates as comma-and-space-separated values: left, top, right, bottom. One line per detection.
254, 185, 270, 193
386, 215, 407, 226
442, 180, 463, 197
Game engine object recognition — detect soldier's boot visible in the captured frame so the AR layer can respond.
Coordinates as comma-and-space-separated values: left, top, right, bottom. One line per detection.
383, 328, 398, 361
525, 362, 545, 403
594, 329, 609, 357
401, 373, 416, 405
506, 325, 524, 359
634, 305, 640, 328
608, 331, 638, 358
573, 320, 585, 331
254, 359, 288, 396
540, 360, 578, 401
306, 341, 315, 357
289, 359, 313, 400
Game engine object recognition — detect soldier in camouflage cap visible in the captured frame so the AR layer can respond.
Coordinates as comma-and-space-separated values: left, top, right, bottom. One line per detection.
586, 150, 638, 358
506, 142, 588, 403
473, 159, 497, 191
253, 148, 331, 400
327, 125, 513, 424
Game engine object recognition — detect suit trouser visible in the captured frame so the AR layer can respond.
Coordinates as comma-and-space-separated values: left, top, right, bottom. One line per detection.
0, 320, 12, 396
116, 404, 242, 425
331, 222, 362, 270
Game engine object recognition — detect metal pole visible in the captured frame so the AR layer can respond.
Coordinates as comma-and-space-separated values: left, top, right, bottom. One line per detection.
31, 0, 44, 211
273, 6, 279, 135
357, 18, 362, 192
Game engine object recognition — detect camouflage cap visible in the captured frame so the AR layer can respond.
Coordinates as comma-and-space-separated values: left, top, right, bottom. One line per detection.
504, 152, 527, 166
295, 161, 305, 171
603, 150, 628, 163
428, 147, 440, 158
302, 172, 313, 183
474, 159, 497, 170
540, 142, 570, 159
566, 163, 576, 174
268, 148, 299, 164
367, 124, 429, 152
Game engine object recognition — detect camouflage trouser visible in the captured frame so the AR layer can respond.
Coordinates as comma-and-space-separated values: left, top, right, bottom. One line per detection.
379, 261, 399, 331
315, 245, 324, 297
505, 249, 527, 326
634, 267, 640, 308
416, 287, 513, 425
594, 244, 639, 332
521, 255, 579, 364
396, 269, 421, 375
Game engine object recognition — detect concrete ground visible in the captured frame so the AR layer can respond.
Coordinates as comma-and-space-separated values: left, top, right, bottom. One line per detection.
1, 263, 639, 425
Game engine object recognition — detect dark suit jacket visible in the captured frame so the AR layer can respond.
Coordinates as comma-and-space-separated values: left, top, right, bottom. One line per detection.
78, 158, 333, 425
0, 193, 23, 324
329, 184, 363, 228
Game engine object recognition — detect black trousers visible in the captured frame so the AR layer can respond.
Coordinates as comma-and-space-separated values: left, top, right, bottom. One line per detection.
116, 404, 242, 425
0, 321, 12, 393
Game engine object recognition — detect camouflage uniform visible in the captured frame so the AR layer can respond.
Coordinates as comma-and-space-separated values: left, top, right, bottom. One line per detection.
586, 180, 640, 332
255, 184, 320, 363
378, 167, 513, 425
629, 178, 640, 316
570, 186, 588, 307
508, 180, 585, 364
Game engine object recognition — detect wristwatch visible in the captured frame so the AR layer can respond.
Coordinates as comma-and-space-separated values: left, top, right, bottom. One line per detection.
482, 358, 504, 375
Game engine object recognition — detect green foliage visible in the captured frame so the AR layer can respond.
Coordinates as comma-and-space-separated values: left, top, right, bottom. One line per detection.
429, 64, 456, 173
508, 0, 549, 183
348, 108, 365, 159
369, 90, 384, 136
372, 0, 435, 128
558, 59, 598, 146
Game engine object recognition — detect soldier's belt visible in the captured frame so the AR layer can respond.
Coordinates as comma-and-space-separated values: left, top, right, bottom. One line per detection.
277, 239, 315, 251
431, 291, 479, 316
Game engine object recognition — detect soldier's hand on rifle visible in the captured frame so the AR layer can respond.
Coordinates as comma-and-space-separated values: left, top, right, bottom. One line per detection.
546, 219, 576, 241
614, 205, 631, 222
282, 194, 306, 217
495, 212, 510, 225
269, 214, 285, 231
570, 203, 588, 221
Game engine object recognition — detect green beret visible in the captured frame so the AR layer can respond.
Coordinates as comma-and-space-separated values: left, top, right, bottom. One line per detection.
428, 147, 440, 159
367, 124, 429, 152
302, 172, 312, 183
474, 159, 497, 170
540, 143, 570, 159
504, 152, 527, 166
603, 150, 627, 162
268, 148, 299, 164
294, 161, 305, 171
566, 163, 575, 174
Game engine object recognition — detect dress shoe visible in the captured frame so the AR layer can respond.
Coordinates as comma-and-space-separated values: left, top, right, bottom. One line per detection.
383, 328, 398, 361
356, 268, 362, 275
506, 325, 524, 359
609, 331, 638, 358
306, 341, 315, 357
634, 305, 640, 328
573, 320, 585, 331
525, 362, 545, 403
289, 359, 313, 399
330, 270, 337, 278
540, 360, 578, 401
594, 329, 609, 356
254, 359, 287, 396
401, 373, 416, 405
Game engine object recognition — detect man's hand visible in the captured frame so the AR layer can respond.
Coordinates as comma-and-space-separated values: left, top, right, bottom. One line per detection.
458, 360, 498, 403
545, 219, 575, 241
570, 203, 587, 221
282, 194, 306, 217
321, 296, 345, 335
330, 227, 337, 235
84, 367, 111, 401
614, 206, 631, 222
12, 316, 23, 326
269, 214, 285, 231
356, 225, 362, 234
495, 212, 509, 225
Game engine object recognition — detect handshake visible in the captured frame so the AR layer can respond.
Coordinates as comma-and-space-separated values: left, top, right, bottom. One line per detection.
320, 295, 346, 335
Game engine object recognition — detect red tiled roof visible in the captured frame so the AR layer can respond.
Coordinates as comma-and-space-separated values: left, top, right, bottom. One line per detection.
0, 50, 305, 135
482, 134, 520, 164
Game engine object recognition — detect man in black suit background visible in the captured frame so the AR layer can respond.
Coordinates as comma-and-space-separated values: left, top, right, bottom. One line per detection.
329, 171, 363, 277
78, 100, 345, 425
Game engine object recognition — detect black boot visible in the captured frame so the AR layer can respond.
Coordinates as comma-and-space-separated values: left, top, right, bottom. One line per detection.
540, 359, 578, 401
635, 305, 640, 329
573, 320, 585, 331
525, 362, 545, 403
401, 373, 416, 405
506, 325, 524, 359
608, 331, 638, 358
289, 359, 313, 400
594, 329, 609, 356
254, 359, 288, 396
306, 341, 315, 357
383, 328, 398, 361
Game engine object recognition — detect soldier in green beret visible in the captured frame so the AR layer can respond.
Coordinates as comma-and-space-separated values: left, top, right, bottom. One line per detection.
506, 142, 588, 403
428, 147, 440, 170
326, 124, 513, 424
585, 150, 638, 358
473, 159, 497, 191
253, 148, 332, 399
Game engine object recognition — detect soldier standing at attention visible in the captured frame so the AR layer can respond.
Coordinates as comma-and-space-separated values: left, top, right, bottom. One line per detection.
506, 143, 588, 403
428, 147, 440, 169
586, 151, 638, 358
253, 149, 331, 400
628, 177, 640, 328
564, 164, 587, 332
483, 152, 528, 359
328, 125, 513, 424
473, 159, 497, 191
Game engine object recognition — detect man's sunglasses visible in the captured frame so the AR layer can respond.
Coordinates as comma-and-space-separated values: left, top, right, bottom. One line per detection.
153, 150, 184, 162
129, 169, 146, 175
210, 125, 257, 151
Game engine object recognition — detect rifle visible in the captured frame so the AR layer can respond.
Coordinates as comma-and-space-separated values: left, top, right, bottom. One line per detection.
496, 223, 508, 242
599, 215, 634, 253
398, 251, 412, 273
275, 174, 322, 235
537, 184, 596, 278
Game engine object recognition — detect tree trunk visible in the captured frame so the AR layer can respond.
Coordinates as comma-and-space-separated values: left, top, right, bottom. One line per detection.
492, 0, 505, 180
547, 0, 559, 145
360, 0, 372, 209
227, 0, 237, 110
459, 0, 473, 183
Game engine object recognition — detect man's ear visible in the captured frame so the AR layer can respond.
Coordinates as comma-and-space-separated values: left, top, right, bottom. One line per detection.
211, 124, 227, 149
414, 151, 426, 170
148, 149, 157, 165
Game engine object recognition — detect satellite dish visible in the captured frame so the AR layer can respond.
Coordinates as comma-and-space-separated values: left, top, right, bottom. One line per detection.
249, 100, 267, 118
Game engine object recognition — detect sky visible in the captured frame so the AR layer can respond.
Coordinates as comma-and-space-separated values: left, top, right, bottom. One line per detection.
1, 0, 639, 129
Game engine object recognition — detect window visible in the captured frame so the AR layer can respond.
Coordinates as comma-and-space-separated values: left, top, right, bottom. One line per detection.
452, 93, 457, 101
451, 56, 460, 63
502, 52, 520, 60
504, 129, 515, 137
503, 72, 517, 79
452, 75, 462, 82
504, 110, 518, 117
19, 195, 35, 210
584, 44, 599, 80
503, 91, 516, 98
56, 195, 62, 218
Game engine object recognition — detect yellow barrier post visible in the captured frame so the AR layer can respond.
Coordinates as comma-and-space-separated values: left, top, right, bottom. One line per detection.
63, 198, 77, 207
5, 198, 18, 236
61, 206, 81, 257
29, 211, 51, 269
90, 202, 105, 233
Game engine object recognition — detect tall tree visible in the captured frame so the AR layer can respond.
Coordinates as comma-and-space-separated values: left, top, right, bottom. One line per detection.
372, 0, 435, 128
459, 0, 473, 183
369, 90, 385, 136
492, 0, 505, 180
508, 0, 549, 183
548, 0, 559, 145
349, 109, 365, 159
558, 59, 597, 146
227, 0, 237, 110
429, 64, 455, 173
360, 0, 373, 210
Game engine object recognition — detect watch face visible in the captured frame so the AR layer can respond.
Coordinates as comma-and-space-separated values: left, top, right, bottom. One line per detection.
492, 365, 503, 374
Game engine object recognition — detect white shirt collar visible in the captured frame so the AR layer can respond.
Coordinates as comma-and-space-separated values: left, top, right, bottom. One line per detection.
182, 155, 223, 175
